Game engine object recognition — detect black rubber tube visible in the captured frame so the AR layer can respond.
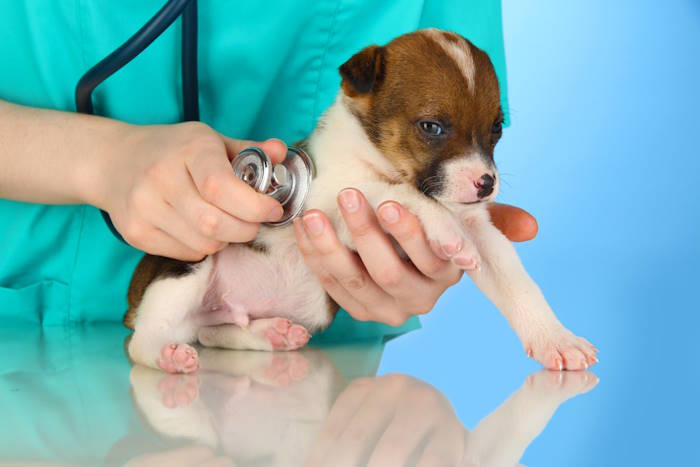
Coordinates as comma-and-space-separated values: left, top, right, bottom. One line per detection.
181, 0, 199, 121
74, 0, 197, 243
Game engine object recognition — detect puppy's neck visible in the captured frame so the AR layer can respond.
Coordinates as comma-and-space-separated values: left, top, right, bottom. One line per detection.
308, 93, 402, 183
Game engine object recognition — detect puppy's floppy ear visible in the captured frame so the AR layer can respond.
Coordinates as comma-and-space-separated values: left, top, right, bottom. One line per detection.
339, 45, 385, 96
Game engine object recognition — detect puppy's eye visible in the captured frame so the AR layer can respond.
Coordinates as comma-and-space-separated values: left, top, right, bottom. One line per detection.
491, 120, 503, 135
418, 121, 444, 137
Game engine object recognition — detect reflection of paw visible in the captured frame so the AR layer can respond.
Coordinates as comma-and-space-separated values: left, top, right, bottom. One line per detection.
525, 370, 599, 399
157, 374, 200, 408
524, 327, 598, 371
157, 343, 200, 374
262, 318, 311, 351
264, 352, 310, 386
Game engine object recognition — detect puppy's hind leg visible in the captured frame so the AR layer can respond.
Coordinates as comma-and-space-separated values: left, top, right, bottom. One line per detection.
128, 257, 214, 373
199, 318, 311, 351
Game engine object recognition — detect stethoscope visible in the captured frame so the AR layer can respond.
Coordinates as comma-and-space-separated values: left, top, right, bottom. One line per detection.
75, 0, 313, 242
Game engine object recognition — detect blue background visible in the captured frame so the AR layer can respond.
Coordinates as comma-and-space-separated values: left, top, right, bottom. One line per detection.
379, 0, 700, 465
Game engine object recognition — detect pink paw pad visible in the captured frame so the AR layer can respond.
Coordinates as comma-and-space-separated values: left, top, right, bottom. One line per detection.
263, 318, 311, 351
157, 343, 200, 374
265, 353, 310, 386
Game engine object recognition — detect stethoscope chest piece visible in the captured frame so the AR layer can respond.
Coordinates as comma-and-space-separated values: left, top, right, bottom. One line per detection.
232, 146, 315, 227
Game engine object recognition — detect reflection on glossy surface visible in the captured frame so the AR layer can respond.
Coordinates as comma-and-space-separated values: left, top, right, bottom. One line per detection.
0, 325, 597, 466
129, 348, 596, 466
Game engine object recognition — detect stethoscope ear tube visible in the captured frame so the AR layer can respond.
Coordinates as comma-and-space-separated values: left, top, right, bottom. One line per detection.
75, 0, 199, 244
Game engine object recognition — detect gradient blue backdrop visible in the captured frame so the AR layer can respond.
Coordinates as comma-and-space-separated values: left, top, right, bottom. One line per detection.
378, 1, 700, 465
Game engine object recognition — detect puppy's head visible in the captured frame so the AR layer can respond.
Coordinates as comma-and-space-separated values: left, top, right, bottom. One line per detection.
339, 29, 503, 207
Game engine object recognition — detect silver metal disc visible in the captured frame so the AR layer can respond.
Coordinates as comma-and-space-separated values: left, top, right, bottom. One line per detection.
231, 148, 271, 193
266, 146, 315, 227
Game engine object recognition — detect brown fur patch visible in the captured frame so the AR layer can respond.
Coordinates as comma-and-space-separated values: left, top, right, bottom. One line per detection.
338, 30, 503, 198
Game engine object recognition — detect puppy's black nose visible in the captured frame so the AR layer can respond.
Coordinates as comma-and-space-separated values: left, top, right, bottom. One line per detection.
476, 174, 495, 199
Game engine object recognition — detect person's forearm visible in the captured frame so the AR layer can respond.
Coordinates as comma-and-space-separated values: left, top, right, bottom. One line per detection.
0, 99, 127, 206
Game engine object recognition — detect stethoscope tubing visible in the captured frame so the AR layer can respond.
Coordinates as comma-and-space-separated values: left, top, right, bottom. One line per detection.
75, 0, 200, 242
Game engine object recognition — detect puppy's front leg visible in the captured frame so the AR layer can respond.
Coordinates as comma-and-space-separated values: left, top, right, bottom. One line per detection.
462, 214, 598, 370
336, 183, 481, 270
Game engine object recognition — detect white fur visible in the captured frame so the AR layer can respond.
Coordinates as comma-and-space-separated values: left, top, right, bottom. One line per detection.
440, 155, 499, 204
128, 257, 213, 369
129, 348, 342, 464
423, 28, 476, 92
130, 351, 595, 465
130, 54, 594, 371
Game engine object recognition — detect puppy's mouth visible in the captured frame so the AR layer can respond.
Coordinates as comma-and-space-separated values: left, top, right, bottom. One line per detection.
439, 199, 488, 213
459, 200, 484, 205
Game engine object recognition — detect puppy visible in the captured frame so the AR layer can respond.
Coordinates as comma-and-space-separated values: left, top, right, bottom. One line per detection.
125, 29, 598, 373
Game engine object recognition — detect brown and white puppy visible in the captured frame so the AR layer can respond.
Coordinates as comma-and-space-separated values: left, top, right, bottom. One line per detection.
125, 29, 598, 373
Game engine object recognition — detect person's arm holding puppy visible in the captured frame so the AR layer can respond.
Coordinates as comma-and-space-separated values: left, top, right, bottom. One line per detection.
0, 99, 286, 261
294, 190, 537, 325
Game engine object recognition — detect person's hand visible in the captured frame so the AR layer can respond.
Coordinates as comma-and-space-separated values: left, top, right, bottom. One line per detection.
97, 122, 287, 260
123, 445, 235, 467
304, 374, 465, 466
293, 188, 538, 325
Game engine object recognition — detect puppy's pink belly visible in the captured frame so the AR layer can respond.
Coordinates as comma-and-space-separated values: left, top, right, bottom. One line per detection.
199, 245, 307, 326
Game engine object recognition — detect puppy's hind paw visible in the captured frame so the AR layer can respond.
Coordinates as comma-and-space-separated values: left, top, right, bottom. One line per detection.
157, 343, 200, 374
157, 374, 200, 407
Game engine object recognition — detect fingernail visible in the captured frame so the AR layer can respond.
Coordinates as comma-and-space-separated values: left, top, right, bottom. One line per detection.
378, 203, 400, 224
303, 213, 325, 236
441, 241, 463, 257
338, 189, 360, 213
430, 240, 450, 260
267, 205, 284, 222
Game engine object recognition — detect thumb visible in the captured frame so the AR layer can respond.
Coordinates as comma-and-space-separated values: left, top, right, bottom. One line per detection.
487, 203, 539, 242
218, 135, 288, 164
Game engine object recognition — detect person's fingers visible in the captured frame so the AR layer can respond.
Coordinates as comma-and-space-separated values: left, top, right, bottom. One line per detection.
332, 396, 396, 465
298, 209, 407, 323
124, 445, 217, 467
196, 456, 237, 467
376, 201, 462, 285
414, 425, 466, 467
337, 189, 429, 299
487, 203, 538, 242
185, 148, 284, 224
167, 169, 261, 243
219, 136, 288, 164
150, 201, 226, 255
304, 378, 375, 466
128, 224, 208, 261
366, 411, 436, 467
292, 219, 370, 321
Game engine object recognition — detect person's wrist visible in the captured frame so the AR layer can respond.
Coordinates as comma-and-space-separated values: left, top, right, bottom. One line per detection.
76, 116, 136, 210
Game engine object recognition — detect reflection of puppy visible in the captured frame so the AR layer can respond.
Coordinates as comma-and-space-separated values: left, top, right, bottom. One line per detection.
128, 348, 345, 465
124, 28, 597, 373
129, 362, 598, 466
462, 371, 598, 467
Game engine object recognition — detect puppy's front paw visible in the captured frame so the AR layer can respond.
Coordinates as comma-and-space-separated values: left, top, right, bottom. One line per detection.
525, 370, 599, 399
157, 343, 200, 374
425, 217, 481, 271
523, 327, 598, 371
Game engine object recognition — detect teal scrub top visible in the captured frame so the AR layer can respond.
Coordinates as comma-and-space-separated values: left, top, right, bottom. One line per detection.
0, 0, 509, 329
